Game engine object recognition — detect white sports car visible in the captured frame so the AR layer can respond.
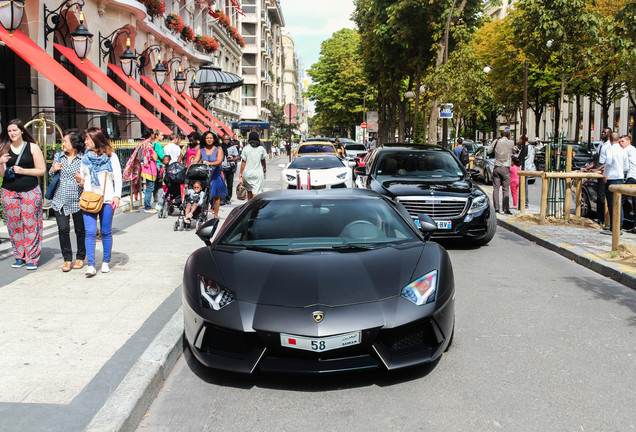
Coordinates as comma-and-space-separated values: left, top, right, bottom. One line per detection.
280, 155, 355, 190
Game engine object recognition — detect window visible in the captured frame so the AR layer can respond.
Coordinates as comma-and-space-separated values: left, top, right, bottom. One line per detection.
242, 84, 256, 106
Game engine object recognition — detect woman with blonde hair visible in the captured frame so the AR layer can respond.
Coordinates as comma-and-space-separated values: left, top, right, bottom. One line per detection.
75, 127, 122, 277
0, 119, 46, 270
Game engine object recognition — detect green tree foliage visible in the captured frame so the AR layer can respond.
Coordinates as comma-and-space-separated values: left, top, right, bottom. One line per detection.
305, 29, 369, 138
264, 100, 291, 140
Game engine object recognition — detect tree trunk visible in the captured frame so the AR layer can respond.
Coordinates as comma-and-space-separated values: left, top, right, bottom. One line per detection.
414, 46, 422, 143
601, 74, 610, 129
629, 90, 636, 143
553, 97, 560, 139
574, 94, 581, 144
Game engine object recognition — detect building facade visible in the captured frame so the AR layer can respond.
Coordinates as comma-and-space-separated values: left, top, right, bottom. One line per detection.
0, 0, 242, 140
281, 32, 308, 139
239, 0, 284, 138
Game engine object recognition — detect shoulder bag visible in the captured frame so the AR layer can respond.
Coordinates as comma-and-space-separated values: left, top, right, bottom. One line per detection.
44, 152, 62, 200
3, 142, 28, 181
79, 173, 108, 213
487, 139, 499, 158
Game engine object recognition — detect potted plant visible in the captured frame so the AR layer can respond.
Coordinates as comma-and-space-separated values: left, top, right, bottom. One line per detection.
142, 0, 165, 19
181, 25, 195, 42
194, 35, 219, 53
165, 13, 185, 33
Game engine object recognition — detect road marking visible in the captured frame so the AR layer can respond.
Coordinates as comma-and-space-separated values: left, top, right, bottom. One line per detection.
618, 266, 636, 274
558, 243, 574, 249
585, 253, 601, 261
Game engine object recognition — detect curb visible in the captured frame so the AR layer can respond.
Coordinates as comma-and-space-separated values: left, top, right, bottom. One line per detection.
497, 218, 636, 289
84, 307, 184, 432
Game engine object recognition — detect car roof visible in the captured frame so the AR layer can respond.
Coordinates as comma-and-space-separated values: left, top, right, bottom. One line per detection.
378, 143, 449, 152
255, 188, 386, 202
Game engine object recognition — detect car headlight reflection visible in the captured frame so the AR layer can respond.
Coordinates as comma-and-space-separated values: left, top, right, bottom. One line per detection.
468, 194, 488, 214
401, 270, 437, 305
286, 174, 296, 182
336, 172, 348, 180
199, 275, 235, 310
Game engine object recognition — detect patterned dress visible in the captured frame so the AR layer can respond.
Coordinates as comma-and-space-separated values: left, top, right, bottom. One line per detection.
200, 147, 227, 198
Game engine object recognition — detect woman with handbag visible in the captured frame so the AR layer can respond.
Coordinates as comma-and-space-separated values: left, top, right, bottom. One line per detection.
75, 128, 122, 277
0, 119, 46, 270
192, 131, 226, 219
48, 129, 86, 272
122, 129, 158, 214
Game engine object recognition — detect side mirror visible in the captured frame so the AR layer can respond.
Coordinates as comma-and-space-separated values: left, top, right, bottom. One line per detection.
277, 163, 286, 168
348, 161, 356, 168
416, 213, 437, 240
196, 218, 220, 246
354, 166, 366, 176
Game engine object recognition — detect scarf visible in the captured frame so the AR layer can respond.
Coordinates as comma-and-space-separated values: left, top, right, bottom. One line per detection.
82, 151, 112, 186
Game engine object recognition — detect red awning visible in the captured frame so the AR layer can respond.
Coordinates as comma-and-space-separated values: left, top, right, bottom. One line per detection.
181, 92, 234, 137
139, 75, 207, 134
55, 44, 172, 135
161, 85, 224, 136
108, 64, 195, 136
0, 28, 117, 112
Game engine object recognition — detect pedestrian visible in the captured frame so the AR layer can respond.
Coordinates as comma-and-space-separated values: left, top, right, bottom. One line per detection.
163, 132, 182, 164
192, 131, 226, 219
523, 138, 538, 206
601, 132, 628, 234
183, 180, 205, 224
220, 134, 238, 205
122, 129, 158, 213
0, 119, 46, 270
49, 129, 86, 272
152, 129, 165, 203
239, 131, 267, 201
179, 131, 200, 167
596, 127, 613, 226
510, 156, 521, 208
487, 130, 515, 214
75, 127, 122, 276
454, 137, 469, 168
619, 134, 636, 232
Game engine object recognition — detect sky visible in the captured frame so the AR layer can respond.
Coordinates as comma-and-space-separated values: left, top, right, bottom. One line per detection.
278, 0, 357, 72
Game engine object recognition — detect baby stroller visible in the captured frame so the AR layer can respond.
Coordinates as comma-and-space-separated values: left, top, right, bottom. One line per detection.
174, 163, 212, 231
158, 162, 186, 219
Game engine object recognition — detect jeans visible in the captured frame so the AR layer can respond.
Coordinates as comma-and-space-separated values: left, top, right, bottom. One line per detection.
83, 204, 114, 266
144, 180, 155, 210
492, 165, 511, 212
55, 209, 85, 262
624, 177, 636, 227
604, 179, 624, 228
223, 168, 234, 202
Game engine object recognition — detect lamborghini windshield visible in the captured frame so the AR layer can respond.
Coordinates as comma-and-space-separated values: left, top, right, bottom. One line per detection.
218, 197, 420, 251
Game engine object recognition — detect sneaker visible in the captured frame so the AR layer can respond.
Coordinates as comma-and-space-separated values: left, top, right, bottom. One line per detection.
85, 266, 97, 277
101, 262, 110, 273
11, 259, 26, 268
26, 263, 38, 270
144, 208, 158, 214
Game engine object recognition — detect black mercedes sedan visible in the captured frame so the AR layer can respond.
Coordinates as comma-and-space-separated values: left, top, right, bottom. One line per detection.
183, 189, 455, 374
355, 144, 496, 246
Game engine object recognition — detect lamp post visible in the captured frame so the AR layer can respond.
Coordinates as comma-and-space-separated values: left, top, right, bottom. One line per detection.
404, 90, 415, 141
99, 27, 136, 76
152, 54, 168, 86
119, 39, 137, 78
0, 0, 24, 35
419, 85, 427, 143
184, 67, 201, 99
174, 66, 187, 93
362, 86, 369, 146
70, 12, 92, 62
44, 0, 93, 61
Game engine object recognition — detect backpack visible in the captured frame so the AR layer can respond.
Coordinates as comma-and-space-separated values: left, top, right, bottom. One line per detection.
459, 146, 469, 166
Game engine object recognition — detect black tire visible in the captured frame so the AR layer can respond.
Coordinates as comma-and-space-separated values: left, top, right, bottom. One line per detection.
173, 221, 179, 231
485, 169, 492, 185
179, 220, 185, 231
581, 190, 591, 218
470, 205, 497, 246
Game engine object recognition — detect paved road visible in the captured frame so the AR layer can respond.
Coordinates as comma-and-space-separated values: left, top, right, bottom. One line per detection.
136, 164, 636, 431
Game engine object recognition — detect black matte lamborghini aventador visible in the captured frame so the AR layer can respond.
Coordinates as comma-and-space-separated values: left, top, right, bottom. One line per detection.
183, 189, 455, 374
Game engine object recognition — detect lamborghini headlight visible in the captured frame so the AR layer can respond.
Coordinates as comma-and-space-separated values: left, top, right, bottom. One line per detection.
286, 174, 296, 182
401, 270, 438, 305
199, 275, 235, 310
468, 194, 488, 214
336, 172, 348, 180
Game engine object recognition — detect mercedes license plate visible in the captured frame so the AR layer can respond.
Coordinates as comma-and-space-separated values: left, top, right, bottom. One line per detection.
280, 331, 361, 352
436, 220, 452, 229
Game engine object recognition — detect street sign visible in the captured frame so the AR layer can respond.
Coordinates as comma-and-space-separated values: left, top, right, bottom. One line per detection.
361, 122, 367, 129
439, 103, 453, 119
284, 103, 297, 121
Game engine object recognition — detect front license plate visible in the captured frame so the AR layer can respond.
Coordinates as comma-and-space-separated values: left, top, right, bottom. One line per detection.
280, 331, 361, 352
436, 220, 452, 229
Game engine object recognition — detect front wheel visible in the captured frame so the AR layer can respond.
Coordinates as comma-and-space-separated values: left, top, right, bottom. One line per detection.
470, 206, 497, 246
173, 221, 179, 231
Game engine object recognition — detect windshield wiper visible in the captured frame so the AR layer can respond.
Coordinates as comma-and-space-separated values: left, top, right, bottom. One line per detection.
288, 243, 378, 252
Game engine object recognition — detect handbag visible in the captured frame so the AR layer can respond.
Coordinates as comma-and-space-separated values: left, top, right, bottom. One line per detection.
79, 173, 108, 213
487, 139, 499, 158
44, 152, 62, 200
3, 142, 28, 181
236, 181, 247, 201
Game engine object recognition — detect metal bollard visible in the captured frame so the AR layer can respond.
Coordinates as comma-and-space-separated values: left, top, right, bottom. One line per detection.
307, 168, 311, 190
296, 170, 301, 190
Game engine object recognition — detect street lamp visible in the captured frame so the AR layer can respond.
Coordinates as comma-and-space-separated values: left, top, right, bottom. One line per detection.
44, 0, 93, 61
119, 38, 137, 78
0, 0, 24, 35
71, 12, 93, 62
183, 67, 201, 99
174, 66, 187, 93
152, 54, 168, 86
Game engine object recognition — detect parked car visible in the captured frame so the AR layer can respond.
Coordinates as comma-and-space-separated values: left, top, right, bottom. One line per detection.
294, 142, 337, 157
471, 146, 495, 184
536, 142, 593, 171
343, 142, 368, 160
279, 155, 354, 190
355, 144, 496, 245
184, 189, 455, 373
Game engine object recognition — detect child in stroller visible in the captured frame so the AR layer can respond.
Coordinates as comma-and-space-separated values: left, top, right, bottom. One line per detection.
183, 181, 204, 224
174, 163, 211, 230
158, 158, 185, 219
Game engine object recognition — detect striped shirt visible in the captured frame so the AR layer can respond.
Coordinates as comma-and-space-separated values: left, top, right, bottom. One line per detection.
48, 151, 84, 216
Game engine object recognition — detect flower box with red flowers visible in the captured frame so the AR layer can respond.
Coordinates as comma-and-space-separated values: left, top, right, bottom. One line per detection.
181, 26, 195, 42
142, 0, 165, 18
195, 35, 219, 53
165, 14, 185, 33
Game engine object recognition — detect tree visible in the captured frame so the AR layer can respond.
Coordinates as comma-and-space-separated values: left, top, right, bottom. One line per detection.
305, 29, 369, 137
264, 101, 293, 141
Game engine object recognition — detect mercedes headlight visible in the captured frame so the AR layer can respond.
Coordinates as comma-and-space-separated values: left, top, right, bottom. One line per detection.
468, 194, 488, 214
199, 275, 235, 310
401, 270, 437, 305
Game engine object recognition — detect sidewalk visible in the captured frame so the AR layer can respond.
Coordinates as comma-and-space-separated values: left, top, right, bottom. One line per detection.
1, 156, 634, 432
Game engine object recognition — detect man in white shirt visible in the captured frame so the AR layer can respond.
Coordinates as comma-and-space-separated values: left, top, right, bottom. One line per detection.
619, 135, 636, 232
163, 133, 183, 163
602, 132, 629, 233
596, 128, 612, 224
